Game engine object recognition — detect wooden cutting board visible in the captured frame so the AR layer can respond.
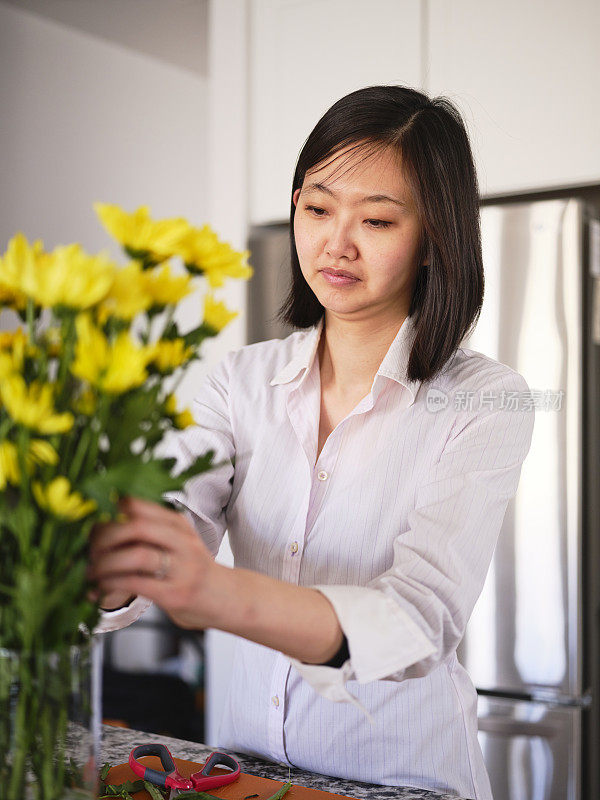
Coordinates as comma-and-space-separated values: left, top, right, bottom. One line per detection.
105, 756, 359, 800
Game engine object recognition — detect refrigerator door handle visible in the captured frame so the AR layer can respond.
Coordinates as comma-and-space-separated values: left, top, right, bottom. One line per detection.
478, 714, 557, 739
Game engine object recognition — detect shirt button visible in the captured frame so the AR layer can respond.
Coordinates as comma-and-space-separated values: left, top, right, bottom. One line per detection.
317, 470, 329, 481
271, 695, 280, 708
290, 541, 299, 554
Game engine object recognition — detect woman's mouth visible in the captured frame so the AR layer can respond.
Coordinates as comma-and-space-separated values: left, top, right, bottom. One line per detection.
320, 268, 360, 286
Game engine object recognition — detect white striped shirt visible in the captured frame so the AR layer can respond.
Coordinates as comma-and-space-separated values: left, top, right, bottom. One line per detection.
98, 314, 534, 799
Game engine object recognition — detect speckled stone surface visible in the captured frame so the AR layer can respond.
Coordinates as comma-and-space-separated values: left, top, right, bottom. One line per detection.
101, 725, 471, 800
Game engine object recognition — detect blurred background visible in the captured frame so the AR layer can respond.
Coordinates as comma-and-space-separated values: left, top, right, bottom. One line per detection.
1, 2, 599, 799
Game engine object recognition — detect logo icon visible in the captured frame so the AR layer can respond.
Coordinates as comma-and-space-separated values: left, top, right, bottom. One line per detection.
426, 387, 449, 413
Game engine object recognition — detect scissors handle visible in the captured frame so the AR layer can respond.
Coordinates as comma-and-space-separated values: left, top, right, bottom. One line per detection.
129, 744, 193, 791
190, 752, 241, 790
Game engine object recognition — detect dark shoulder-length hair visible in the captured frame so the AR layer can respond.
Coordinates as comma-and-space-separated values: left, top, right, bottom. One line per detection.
278, 84, 484, 384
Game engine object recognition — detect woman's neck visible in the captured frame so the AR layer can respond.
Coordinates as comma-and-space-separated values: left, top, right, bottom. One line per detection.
318, 313, 408, 398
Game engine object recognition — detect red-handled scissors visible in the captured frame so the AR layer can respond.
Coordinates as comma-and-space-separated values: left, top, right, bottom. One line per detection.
129, 744, 241, 795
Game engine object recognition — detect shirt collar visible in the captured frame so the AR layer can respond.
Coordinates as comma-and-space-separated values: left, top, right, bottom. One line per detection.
376, 313, 422, 406
269, 318, 324, 387
269, 314, 422, 406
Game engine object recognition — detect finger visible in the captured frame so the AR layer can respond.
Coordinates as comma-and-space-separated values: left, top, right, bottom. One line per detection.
95, 575, 173, 608
88, 544, 167, 581
89, 518, 184, 559
120, 496, 191, 530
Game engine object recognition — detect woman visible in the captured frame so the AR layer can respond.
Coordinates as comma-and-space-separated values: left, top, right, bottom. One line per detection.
90, 85, 535, 799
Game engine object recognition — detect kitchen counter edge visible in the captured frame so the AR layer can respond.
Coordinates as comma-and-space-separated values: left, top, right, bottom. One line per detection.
101, 724, 470, 800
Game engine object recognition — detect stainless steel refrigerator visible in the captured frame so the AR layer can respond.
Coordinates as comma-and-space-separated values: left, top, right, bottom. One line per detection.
246, 194, 600, 800
458, 196, 600, 800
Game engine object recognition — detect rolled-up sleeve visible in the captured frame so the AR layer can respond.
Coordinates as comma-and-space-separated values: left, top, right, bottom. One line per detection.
163, 355, 236, 558
287, 372, 535, 716
94, 595, 153, 634
94, 355, 236, 635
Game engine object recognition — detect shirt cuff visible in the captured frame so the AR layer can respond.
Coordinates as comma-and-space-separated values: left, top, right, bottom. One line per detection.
285, 656, 376, 724
285, 585, 436, 717
310, 584, 436, 683
93, 595, 152, 634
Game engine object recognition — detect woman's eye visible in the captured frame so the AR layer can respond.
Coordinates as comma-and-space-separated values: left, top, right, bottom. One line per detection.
366, 219, 392, 229
304, 205, 391, 229
305, 205, 327, 217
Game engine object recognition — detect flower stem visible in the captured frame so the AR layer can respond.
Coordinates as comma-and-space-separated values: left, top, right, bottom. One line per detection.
69, 425, 93, 484
7, 657, 30, 800
40, 518, 56, 560
56, 313, 76, 404
26, 298, 36, 343
16, 426, 31, 510
82, 396, 108, 476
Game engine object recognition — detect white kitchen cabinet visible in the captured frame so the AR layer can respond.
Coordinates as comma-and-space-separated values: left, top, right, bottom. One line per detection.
249, 0, 423, 225
427, 0, 600, 196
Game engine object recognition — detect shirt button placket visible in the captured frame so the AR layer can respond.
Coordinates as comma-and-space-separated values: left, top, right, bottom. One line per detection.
268, 658, 292, 764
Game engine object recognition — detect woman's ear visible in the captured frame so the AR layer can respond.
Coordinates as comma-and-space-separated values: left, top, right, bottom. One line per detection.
292, 188, 301, 207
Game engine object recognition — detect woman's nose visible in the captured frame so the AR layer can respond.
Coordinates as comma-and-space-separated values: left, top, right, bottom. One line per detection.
325, 219, 358, 261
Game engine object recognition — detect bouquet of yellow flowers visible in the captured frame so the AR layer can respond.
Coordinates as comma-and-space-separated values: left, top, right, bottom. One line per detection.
0, 203, 252, 798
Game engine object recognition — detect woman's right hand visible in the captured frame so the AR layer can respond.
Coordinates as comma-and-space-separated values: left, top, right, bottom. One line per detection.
88, 519, 136, 610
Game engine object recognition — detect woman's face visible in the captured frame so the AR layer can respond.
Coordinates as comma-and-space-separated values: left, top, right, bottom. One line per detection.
292, 143, 426, 327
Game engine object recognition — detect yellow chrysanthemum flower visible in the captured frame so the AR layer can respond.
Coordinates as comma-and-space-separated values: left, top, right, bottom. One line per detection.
32, 476, 97, 521
0, 329, 29, 380
164, 394, 195, 429
0, 328, 29, 358
37, 244, 115, 309
0, 376, 73, 434
73, 388, 97, 416
71, 314, 150, 394
0, 280, 26, 311
0, 438, 59, 488
143, 263, 193, 308
0, 234, 115, 309
174, 408, 195, 429
150, 339, 194, 373
203, 294, 238, 333
174, 224, 253, 288
0, 441, 20, 490
97, 261, 152, 322
40, 327, 62, 358
28, 439, 59, 468
0, 353, 16, 381
164, 394, 178, 415
94, 202, 189, 265
0, 232, 44, 298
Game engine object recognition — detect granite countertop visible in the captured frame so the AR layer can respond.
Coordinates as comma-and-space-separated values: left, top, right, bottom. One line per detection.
101, 725, 470, 800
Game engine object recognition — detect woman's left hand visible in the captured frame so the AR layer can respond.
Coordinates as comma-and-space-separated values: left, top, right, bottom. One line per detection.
87, 496, 218, 629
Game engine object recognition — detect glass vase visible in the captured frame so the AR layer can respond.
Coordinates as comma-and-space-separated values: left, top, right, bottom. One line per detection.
0, 637, 101, 800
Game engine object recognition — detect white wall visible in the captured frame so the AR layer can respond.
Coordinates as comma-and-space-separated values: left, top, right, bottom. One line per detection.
427, 0, 600, 196
0, 2, 207, 262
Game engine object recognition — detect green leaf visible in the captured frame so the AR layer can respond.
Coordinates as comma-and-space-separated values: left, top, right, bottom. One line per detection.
82, 453, 215, 508
144, 780, 167, 800
100, 762, 112, 781
98, 779, 146, 799
182, 324, 212, 348
5, 503, 38, 542
104, 385, 162, 466
265, 781, 293, 800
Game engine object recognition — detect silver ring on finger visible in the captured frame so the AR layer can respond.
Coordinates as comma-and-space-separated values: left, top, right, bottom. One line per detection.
154, 550, 171, 581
